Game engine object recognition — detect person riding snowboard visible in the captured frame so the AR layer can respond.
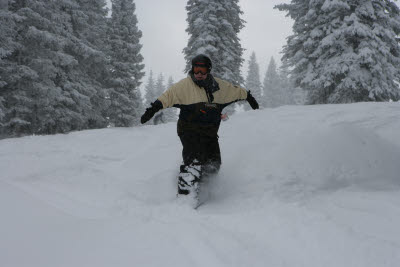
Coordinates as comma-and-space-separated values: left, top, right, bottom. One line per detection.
141, 54, 259, 199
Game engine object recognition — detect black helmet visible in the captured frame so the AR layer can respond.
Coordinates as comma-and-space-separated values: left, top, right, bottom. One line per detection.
191, 54, 212, 70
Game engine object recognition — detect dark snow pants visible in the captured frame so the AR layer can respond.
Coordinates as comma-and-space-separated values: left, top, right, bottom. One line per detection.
179, 131, 221, 172
177, 131, 221, 194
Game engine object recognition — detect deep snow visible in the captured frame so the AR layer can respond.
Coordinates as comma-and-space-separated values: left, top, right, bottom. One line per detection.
1, 102, 400, 267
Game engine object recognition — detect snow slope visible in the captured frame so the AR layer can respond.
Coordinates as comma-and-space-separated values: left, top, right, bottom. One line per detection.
1, 102, 400, 267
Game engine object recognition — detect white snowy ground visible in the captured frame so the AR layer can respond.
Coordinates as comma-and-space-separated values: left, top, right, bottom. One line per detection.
1, 102, 400, 267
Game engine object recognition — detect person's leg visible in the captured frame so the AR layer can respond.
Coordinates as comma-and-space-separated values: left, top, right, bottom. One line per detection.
202, 135, 221, 176
179, 132, 202, 166
177, 132, 203, 195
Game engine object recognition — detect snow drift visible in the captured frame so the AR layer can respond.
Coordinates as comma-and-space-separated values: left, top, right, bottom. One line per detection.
1, 102, 400, 267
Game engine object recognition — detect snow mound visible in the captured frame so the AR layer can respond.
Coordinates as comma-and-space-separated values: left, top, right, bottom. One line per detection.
1, 102, 400, 267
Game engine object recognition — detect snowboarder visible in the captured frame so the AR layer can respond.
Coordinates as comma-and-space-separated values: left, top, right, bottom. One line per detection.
140, 54, 259, 201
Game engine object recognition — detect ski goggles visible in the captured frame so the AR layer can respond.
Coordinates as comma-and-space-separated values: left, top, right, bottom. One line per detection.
193, 66, 208, 75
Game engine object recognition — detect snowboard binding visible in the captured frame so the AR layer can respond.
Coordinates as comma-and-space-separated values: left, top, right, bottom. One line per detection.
177, 162, 202, 208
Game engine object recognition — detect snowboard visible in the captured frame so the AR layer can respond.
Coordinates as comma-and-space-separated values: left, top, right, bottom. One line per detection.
176, 183, 208, 209
176, 164, 210, 209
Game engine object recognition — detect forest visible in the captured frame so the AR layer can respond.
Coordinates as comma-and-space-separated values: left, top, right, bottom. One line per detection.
1, 0, 400, 138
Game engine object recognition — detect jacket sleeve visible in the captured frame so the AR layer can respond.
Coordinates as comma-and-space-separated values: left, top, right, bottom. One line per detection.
157, 85, 178, 109
216, 78, 248, 104
229, 83, 248, 101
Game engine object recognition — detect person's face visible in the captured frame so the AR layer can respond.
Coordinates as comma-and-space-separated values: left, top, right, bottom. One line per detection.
194, 72, 208, 81
193, 66, 208, 81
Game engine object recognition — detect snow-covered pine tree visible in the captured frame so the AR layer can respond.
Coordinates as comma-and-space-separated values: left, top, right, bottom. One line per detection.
183, 0, 245, 85
152, 73, 166, 125
0, 5, 19, 136
277, 62, 291, 105
263, 57, 281, 108
0, 96, 5, 136
107, 0, 145, 127
2, 0, 97, 136
155, 73, 166, 97
166, 76, 174, 90
0, 4, 18, 89
184, 0, 245, 115
144, 70, 157, 107
0, 0, 7, 9
278, 61, 306, 105
70, 0, 111, 128
276, 0, 400, 103
244, 52, 262, 110
74, 0, 109, 50
1, 1, 47, 136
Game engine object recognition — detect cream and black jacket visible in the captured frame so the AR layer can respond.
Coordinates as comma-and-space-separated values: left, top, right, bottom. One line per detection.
158, 76, 248, 136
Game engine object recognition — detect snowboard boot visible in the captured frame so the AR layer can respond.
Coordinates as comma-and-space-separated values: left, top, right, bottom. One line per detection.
177, 162, 202, 195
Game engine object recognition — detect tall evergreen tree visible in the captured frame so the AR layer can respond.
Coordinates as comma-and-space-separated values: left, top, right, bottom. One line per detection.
166, 76, 174, 89
183, 0, 245, 86
0, 1, 7, 9
144, 70, 157, 107
152, 73, 166, 125
2, 0, 98, 136
70, 0, 111, 128
107, 0, 145, 127
0, 3, 18, 89
276, 0, 400, 104
277, 62, 293, 105
0, 5, 19, 135
154, 73, 165, 97
263, 57, 281, 108
278, 61, 306, 105
244, 52, 262, 110
0, 96, 5, 133
0, 0, 124, 137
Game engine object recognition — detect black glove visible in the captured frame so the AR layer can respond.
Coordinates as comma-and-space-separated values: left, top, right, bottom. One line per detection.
141, 100, 163, 124
246, 90, 259, 110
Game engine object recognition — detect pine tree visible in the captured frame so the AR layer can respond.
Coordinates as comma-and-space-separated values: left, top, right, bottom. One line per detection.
2, 0, 98, 136
263, 57, 281, 108
0, 3, 19, 89
183, 0, 245, 86
278, 61, 306, 105
155, 73, 166, 97
70, 0, 111, 128
144, 70, 157, 107
74, 0, 109, 50
152, 73, 166, 125
0, 0, 126, 136
277, 64, 291, 106
276, 0, 400, 103
0, 1, 7, 9
0, 0, 143, 136
166, 76, 174, 90
107, 0, 145, 127
0, 96, 5, 135
244, 52, 262, 110
0, 5, 19, 135
1, 1, 51, 135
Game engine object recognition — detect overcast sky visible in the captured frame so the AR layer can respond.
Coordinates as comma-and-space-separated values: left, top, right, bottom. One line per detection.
107, 0, 293, 86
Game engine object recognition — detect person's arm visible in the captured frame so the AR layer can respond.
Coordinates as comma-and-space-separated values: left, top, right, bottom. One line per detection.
217, 79, 259, 110
226, 83, 259, 110
246, 90, 259, 110
157, 86, 178, 108
141, 82, 181, 124
140, 100, 163, 124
